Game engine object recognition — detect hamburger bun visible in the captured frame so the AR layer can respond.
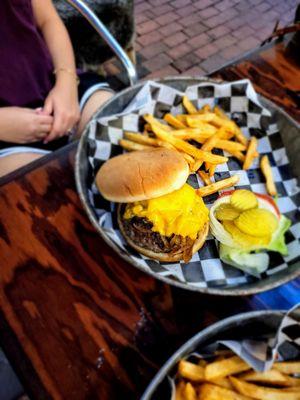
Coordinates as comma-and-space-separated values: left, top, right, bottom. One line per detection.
96, 148, 189, 203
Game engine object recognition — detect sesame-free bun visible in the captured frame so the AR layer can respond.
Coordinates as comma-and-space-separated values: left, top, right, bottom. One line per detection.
96, 148, 189, 203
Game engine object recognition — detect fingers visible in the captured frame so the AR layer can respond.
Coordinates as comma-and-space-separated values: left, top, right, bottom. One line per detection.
44, 110, 80, 143
43, 97, 54, 116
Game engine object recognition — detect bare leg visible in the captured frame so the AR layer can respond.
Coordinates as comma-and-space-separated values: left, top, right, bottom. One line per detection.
76, 90, 114, 137
0, 152, 43, 178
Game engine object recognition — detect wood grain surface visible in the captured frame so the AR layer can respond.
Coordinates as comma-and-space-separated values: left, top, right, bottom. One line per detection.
0, 40, 299, 399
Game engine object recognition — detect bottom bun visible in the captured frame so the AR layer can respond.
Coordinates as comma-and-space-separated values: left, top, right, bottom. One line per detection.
118, 205, 209, 262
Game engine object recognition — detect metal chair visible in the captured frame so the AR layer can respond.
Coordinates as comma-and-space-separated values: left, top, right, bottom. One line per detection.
65, 0, 138, 87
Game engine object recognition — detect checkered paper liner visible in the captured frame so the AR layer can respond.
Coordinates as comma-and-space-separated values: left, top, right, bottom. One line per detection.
194, 304, 300, 372
87, 79, 300, 289
168, 305, 300, 398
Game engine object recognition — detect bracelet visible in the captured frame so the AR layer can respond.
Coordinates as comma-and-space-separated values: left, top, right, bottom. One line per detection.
53, 68, 80, 85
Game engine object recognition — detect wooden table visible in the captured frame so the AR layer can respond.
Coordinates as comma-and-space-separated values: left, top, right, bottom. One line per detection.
0, 39, 299, 400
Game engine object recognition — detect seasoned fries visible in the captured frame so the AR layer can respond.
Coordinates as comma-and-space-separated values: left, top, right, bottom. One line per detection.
243, 136, 258, 170
261, 155, 277, 196
174, 352, 300, 400
196, 175, 240, 197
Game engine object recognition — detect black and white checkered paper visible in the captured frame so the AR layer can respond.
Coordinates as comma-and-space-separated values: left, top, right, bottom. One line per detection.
185, 304, 300, 374
86, 79, 300, 289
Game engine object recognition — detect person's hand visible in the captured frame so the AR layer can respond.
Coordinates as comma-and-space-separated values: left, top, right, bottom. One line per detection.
43, 75, 80, 143
0, 107, 54, 144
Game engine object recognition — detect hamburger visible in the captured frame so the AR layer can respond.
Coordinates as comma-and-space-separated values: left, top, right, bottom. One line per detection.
96, 148, 209, 263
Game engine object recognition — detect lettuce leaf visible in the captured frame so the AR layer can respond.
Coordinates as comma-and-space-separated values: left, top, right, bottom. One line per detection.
220, 244, 269, 277
267, 215, 291, 255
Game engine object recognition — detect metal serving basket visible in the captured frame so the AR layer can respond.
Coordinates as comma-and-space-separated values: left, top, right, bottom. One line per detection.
75, 77, 300, 296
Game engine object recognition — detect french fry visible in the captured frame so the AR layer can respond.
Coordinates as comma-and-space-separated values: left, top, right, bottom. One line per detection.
215, 139, 247, 152
261, 155, 277, 196
274, 362, 300, 375
204, 355, 249, 380
201, 127, 228, 170
209, 377, 234, 390
176, 114, 188, 124
184, 382, 197, 400
230, 377, 300, 400
198, 359, 207, 367
124, 132, 160, 146
172, 126, 217, 139
178, 360, 205, 382
144, 123, 152, 132
208, 164, 216, 177
192, 159, 204, 172
214, 105, 228, 120
196, 175, 239, 197
243, 136, 258, 170
164, 113, 186, 129
182, 153, 195, 165
199, 383, 253, 400
147, 119, 228, 165
229, 150, 246, 163
183, 95, 198, 114
201, 104, 212, 113
240, 369, 292, 387
175, 381, 186, 400
143, 114, 172, 131
234, 128, 248, 146
119, 139, 153, 152
198, 170, 212, 185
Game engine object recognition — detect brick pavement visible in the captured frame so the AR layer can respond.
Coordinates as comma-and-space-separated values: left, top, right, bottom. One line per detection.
104, 0, 297, 83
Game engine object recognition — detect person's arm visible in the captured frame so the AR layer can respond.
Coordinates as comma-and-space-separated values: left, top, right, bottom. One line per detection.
32, 0, 80, 142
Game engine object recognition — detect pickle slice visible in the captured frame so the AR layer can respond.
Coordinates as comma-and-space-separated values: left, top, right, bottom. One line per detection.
230, 190, 258, 211
235, 209, 278, 237
215, 204, 240, 221
223, 220, 270, 248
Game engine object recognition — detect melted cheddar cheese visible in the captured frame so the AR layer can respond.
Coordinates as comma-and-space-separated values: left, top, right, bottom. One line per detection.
124, 184, 209, 239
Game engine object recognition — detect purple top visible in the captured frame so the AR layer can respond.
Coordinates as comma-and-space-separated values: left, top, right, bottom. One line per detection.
0, 0, 54, 108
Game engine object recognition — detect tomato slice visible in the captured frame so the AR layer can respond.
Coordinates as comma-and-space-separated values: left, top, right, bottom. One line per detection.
217, 191, 280, 218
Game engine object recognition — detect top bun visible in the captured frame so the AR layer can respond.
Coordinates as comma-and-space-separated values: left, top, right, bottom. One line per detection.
96, 148, 189, 203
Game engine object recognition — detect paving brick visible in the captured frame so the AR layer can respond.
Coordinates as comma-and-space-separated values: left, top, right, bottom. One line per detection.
164, 31, 189, 47
237, 37, 260, 52
172, 52, 202, 71
198, 7, 219, 19
184, 23, 207, 38
175, 4, 198, 17
207, 25, 231, 39
143, 53, 173, 72
194, 42, 219, 59
151, 4, 174, 16
167, 42, 192, 59
171, 0, 191, 8
180, 13, 202, 27
155, 11, 180, 26
137, 20, 160, 35
220, 44, 242, 61
149, 0, 171, 6
183, 65, 206, 77
193, 0, 214, 10
200, 53, 227, 73
215, 0, 236, 11
226, 16, 246, 30
232, 26, 255, 39
139, 42, 169, 59
213, 35, 237, 50
188, 32, 211, 49
135, 2, 152, 13
159, 23, 182, 37
137, 30, 163, 46
256, 2, 272, 13
145, 65, 179, 79
135, 14, 149, 24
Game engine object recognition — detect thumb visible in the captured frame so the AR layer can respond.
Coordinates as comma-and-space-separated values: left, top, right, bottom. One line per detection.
43, 97, 54, 115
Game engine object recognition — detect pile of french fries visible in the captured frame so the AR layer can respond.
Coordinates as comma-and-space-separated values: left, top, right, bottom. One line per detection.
118, 96, 277, 198
175, 353, 300, 399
